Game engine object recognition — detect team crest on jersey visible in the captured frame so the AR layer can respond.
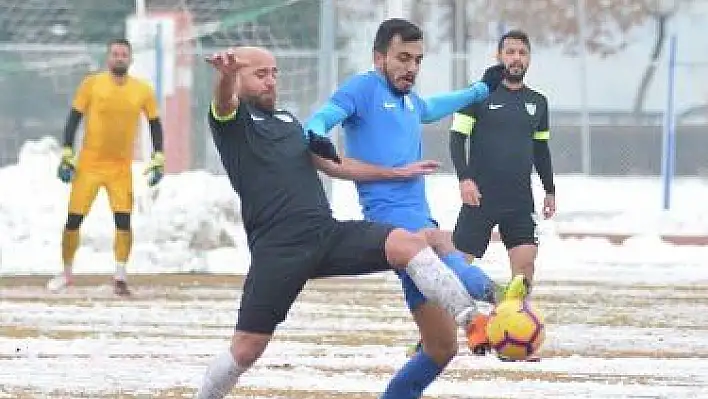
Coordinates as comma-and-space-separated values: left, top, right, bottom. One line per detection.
525, 102, 536, 115
274, 113, 294, 123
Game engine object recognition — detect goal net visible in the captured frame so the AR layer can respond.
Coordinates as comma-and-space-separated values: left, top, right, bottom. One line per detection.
129, 0, 325, 171
0, 0, 325, 171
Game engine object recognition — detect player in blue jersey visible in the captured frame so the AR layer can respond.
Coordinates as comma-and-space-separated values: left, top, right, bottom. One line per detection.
306, 18, 527, 399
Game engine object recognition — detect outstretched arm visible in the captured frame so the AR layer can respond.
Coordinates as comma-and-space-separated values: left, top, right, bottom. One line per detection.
420, 64, 504, 124
312, 155, 439, 182
420, 82, 488, 123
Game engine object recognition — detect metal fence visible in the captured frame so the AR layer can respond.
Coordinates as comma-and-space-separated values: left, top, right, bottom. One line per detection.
0, 0, 706, 176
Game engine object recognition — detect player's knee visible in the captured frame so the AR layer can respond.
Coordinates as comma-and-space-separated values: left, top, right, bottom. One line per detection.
508, 244, 536, 267
65, 214, 84, 230
420, 228, 455, 255
384, 228, 428, 268
114, 212, 131, 231
230, 331, 270, 368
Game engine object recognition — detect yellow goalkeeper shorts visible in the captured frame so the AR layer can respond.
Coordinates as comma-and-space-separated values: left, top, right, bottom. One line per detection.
68, 163, 133, 214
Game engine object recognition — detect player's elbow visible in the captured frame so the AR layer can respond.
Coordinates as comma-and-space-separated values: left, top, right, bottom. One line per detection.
306, 102, 348, 135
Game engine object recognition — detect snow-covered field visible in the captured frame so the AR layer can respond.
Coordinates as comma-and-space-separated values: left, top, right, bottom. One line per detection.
1, 138, 708, 398
1, 270, 707, 398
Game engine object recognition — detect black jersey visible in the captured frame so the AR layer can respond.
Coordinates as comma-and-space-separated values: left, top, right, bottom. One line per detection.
209, 101, 331, 247
450, 85, 550, 212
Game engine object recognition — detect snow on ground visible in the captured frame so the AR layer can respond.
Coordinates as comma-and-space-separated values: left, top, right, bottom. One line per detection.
1, 274, 707, 398
1, 137, 708, 278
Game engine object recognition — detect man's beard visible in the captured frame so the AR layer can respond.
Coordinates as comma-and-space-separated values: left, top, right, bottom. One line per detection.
382, 63, 412, 96
504, 65, 526, 83
243, 94, 275, 112
110, 65, 129, 76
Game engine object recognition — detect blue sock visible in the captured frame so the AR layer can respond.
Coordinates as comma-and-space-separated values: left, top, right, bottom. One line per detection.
381, 351, 443, 399
441, 251, 495, 302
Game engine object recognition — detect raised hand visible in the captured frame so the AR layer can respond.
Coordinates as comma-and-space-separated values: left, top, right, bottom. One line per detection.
205, 48, 250, 76
207, 48, 250, 117
481, 64, 505, 93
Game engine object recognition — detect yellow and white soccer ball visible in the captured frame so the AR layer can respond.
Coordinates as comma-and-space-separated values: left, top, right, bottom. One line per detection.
486, 298, 545, 360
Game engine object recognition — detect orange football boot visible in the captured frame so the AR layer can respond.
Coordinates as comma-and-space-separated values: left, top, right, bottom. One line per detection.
466, 313, 491, 355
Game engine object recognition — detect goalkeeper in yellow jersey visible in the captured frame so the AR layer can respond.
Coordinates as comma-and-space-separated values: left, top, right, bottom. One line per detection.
46, 39, 165, 296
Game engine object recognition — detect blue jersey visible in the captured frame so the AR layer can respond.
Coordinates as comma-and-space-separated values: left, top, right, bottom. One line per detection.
330, 71, 431, 226
306, 70, 488, 230
306, 71, 492, 313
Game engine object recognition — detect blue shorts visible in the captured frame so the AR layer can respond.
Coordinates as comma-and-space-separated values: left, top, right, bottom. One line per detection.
364, 207, 435, 311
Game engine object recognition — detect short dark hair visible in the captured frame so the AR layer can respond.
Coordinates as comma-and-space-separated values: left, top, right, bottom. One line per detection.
108, 38, 132, 52
373, 18, 423, 53
498, 30, 530, 52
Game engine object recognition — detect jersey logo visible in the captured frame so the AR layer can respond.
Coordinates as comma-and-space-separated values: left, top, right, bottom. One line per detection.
274, 113, 294, 123
525, 102, 536, 115
250, 114, 264, 121
383, 102, 397, 109
403, 95, 415, 111
489, 103, 504, 110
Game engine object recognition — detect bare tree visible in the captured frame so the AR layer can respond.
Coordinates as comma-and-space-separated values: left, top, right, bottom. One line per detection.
633, 1, 680, 115
337, 0, 692, 114
433, 0, 692, 113
460, 0, 650, 56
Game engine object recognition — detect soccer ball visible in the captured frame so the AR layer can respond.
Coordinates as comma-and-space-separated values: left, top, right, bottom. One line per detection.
486, 298, 545, 360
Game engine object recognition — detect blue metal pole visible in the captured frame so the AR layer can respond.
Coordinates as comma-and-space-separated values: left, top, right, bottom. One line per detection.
661, 34, 677, 210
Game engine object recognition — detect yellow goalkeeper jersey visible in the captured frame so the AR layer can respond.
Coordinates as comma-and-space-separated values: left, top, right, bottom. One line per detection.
72, 71, 159, 166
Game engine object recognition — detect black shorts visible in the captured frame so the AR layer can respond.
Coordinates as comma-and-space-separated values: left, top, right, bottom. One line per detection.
452, 205, 538, 258
236, 219, 395, 334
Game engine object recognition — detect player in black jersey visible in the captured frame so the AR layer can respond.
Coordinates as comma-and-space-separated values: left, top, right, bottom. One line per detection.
450, 30, 556, 291
193, 46, 497, 399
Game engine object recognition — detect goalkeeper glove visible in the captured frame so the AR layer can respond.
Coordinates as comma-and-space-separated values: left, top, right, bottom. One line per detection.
57, 146, 76, 183
307, 131, 341, 164
144, 152, 165, 187
481, 64, 505, 93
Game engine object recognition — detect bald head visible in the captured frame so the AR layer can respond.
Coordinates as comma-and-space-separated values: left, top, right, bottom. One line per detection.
233, 46, 275, 64
234, 46, 278, 111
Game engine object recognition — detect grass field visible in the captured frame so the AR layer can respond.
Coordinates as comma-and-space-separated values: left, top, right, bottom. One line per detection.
1, 273, 707, 398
